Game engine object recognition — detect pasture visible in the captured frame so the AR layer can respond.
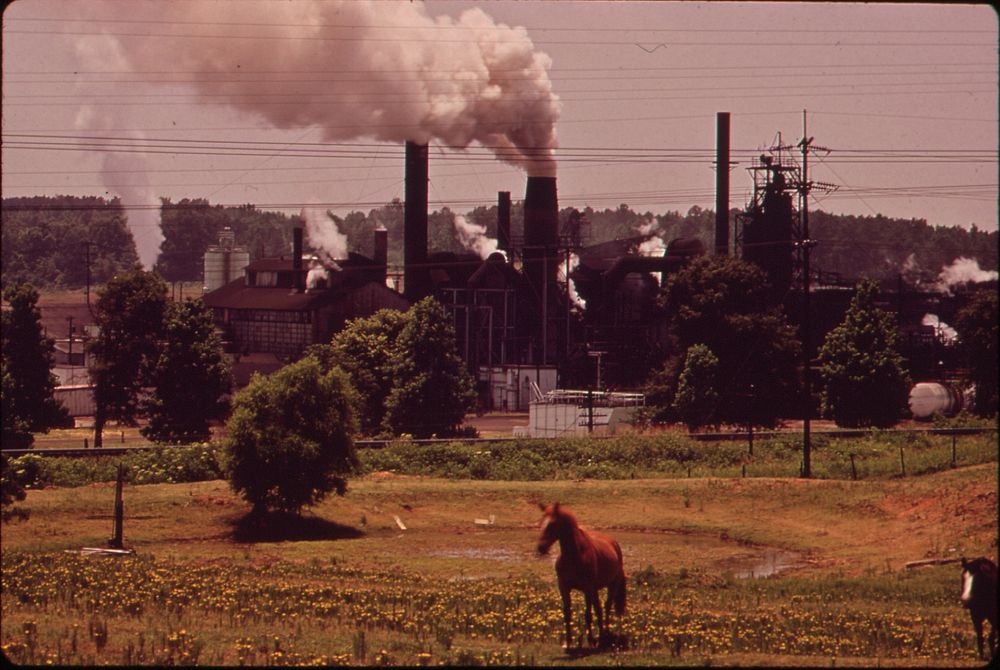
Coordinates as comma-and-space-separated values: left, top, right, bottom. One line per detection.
2, 457, 996, 666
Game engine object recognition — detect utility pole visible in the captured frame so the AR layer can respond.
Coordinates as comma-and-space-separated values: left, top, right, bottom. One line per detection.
797, 109, 821, 479
85, 242, 92, 309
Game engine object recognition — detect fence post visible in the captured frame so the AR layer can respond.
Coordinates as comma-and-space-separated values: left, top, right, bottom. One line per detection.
951, 435, 957, 468
850, 454, 858, 481
899, 447, 906, 477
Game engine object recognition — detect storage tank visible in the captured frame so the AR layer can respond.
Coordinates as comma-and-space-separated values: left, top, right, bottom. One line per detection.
203, 227, 250, 292
908, 382, 964, 420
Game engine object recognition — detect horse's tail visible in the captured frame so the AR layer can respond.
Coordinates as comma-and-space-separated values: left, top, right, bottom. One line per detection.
614, 574, 627, 617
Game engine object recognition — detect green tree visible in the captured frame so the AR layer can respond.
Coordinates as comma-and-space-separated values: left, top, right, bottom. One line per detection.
1, 284, 70, 448
383, 297, 476, 438
672, 344, 721, 431
224, 356, 359, 517
952, 288, 998, 416
88, 269, 169, 448
141, 298, 233, 444
311, 309, 408, 435
656, 255, 801, 427
1, 453, 28, 520
817, 280, 912, 428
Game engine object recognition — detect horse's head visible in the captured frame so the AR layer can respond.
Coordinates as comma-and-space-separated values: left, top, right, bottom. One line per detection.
536, 502, 564, 555
961, 556, 998, 607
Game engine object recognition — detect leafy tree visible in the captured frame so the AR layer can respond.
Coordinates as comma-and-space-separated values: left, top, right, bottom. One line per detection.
1, 453, 28, 520
156, 199, 300, 282
310, 309, 408, 435
224, 356, 359, 516
817, 280, 912, 427
141, 298, 233, 444
88, 269, 169, 448
383, 297, 476, 438
673, 344, 720, 431
1, 196, 138, 288
952, 288, 998, 416
1, 284, 70, 448
655, 255, 801, 427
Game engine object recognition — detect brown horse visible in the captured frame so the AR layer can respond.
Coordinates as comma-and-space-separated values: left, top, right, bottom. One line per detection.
536, 503, 626, 649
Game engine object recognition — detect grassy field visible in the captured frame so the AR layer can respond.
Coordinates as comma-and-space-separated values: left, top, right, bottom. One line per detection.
2, 458, 996, 666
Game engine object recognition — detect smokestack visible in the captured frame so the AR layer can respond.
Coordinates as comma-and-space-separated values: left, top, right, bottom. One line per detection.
293, 227, 305, 292
715, 111, 730, 256
404, 141, 429, 301
522, 176, 559, 363
497, 191, 512, 253
374, 226, 388, 283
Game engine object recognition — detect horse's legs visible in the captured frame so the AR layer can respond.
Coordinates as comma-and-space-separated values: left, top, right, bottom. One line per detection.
972, 614, 985, 659
592, 588, 605, 646
560, 587, 573, 650
583, 591, 595, 646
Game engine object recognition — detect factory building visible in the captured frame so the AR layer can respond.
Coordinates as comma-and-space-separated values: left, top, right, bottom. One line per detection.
202, 227, 408, 365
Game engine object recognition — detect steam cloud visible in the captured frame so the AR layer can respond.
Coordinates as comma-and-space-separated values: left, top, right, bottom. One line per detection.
107, 1, 560, 176
936, 257, 998, 294
74, 36, 163, 269
921, 314, 958, 344
557, 252, 585, 310
301, 207, 348, 265
452, 214, 498, 259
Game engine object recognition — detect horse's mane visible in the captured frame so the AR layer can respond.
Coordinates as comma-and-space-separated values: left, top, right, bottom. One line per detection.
547, 503, 579, 529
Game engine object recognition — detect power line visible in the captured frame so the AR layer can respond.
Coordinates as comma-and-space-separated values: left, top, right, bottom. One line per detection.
6, 27, 995, 48
8, 16, 995, 35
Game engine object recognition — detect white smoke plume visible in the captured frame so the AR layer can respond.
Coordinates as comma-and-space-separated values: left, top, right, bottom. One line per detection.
935, 257, 998, 294
301, 207, 348, 265
452, 214, 498, 259
104, 1, 560, 176
636, 216, 666, 258
921, 313, 958, 344
557, 252, 585, 310
74, 36, 163, 269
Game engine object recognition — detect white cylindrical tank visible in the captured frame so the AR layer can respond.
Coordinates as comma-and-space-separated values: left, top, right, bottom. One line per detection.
908, 382, 963, 420
203, 227, 250, 293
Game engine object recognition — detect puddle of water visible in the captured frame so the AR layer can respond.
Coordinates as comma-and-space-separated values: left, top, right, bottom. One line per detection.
731, 550, 803, 579
428, 548, 522, 561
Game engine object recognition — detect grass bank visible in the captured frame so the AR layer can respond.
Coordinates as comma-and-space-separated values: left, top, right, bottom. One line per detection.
2, 465, 995, 666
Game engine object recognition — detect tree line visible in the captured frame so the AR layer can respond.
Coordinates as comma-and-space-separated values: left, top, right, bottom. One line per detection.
3, 196, 995, 289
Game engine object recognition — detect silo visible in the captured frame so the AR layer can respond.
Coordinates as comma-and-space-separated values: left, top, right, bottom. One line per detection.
203, 227, 250, 293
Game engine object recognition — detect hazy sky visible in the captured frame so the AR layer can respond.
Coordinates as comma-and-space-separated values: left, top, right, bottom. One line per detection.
3, 0, 997, 267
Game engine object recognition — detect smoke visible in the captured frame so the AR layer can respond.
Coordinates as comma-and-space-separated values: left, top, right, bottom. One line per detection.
300, 207, 348, 265
105, 1, 560, 176
935, 257, 998, 293
636, 217, 666, 257
74, 37, 163, 269
557, 252, 585, 310
452, 214, 498, 259
921, 313, 958, 344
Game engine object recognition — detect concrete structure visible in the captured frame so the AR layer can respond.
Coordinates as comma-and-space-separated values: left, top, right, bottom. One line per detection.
527, 389, 645, 438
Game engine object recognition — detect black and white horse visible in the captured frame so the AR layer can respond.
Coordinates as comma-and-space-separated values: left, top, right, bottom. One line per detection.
960, 556, 997, 660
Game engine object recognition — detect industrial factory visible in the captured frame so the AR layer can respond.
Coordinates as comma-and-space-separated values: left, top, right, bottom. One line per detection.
200, 116, 990, 424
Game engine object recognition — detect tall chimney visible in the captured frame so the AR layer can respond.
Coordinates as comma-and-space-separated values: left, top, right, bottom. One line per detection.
292, 227, 304, 292
404, 141, 429, 301
374, 226, 388, 283
715, 111, 731, 256
522, 176, 559, 363
497, 191, 512, 253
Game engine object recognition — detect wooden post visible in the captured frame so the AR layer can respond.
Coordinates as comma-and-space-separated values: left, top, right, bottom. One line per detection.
108, 463, 125, 549
850, 454, 858, 481
951, 435, 957, 468
899, 447, 906, 477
